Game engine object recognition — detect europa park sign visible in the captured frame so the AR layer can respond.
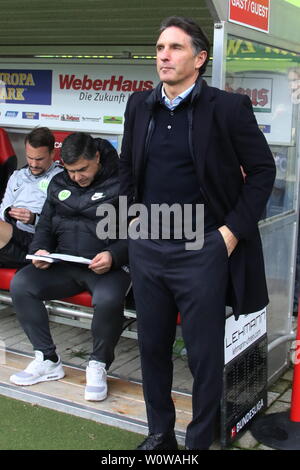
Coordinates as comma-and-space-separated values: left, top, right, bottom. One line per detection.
229, 0, 270, 33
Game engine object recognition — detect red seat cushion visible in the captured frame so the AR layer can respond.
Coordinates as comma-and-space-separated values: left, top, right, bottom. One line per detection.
62, 291, 92, 308
0, 128, 16, 165
0, 268, 92, 307
0, 268, 17, 290
0, 128, 17, 202
0, 268, 176, 321
52, 130, 72, 162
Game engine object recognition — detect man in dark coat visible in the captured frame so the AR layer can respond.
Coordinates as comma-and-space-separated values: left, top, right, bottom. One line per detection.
10, 132, 130, 402
119, 16, 276, 450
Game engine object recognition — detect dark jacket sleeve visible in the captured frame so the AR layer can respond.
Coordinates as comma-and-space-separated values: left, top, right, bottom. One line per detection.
29, 191, 57, 254
119, 93, 136, 204
224, 94, 276, 240
104, 196, 129, 269
106, 239, 128, 269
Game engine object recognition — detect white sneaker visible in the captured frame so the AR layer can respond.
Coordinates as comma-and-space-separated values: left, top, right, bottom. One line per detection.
84, 360, 107, 401
10, 351, 65, 386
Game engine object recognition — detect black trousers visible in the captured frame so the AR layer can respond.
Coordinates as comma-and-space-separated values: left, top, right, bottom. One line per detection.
0, 225, 33, 267
10, 263, 131, 368
128, 230, 229, 449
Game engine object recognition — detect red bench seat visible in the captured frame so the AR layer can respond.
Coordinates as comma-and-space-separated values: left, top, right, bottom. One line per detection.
0, 267, 180, 323
0, 268, 17, 290
0, 267, 93, 308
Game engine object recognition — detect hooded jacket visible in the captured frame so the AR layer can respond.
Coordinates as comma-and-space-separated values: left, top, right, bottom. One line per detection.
30, 138, 128, 269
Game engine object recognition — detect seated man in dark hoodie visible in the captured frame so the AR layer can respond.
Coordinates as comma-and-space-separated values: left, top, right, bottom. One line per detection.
9, 132, 130, 402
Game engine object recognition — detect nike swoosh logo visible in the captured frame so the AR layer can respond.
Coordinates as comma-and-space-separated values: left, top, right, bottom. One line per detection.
91, 193, 105, 201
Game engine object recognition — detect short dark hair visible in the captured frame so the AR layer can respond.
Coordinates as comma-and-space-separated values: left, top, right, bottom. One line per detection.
61, 132, 97, 164
24, 127, 55, 151
158, 16, 210, 75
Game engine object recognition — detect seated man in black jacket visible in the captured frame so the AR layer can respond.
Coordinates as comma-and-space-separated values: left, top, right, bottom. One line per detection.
9, 132, 130, 402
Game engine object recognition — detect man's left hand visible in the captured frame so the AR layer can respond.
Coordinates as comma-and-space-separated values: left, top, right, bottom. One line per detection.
89, 251, 113, 274
218, 225, 239, 257
8, 207, 35, 225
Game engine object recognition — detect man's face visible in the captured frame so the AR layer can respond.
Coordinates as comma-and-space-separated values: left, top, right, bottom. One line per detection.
25, 143, 54, 176
156, 26, 207, 90
63, 153, 100, 187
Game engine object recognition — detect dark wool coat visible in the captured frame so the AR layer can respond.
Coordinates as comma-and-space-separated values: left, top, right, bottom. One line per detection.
119, 79, 276, 317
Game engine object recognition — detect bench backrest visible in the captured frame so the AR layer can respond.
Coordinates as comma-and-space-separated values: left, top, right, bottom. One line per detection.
0, 128, 17, 202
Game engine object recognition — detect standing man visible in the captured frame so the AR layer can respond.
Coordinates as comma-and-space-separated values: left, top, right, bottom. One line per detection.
10, 132, 130, 402
119, 16, 276, 450
0, 127, 62, 267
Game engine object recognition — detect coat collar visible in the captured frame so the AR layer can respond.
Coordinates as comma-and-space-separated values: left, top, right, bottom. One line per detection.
145, 76, 205, 111
134, 78, 216, 184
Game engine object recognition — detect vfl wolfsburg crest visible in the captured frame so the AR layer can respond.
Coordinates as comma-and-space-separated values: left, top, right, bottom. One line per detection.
58, 189, 71, 201
38, 179, 50, 193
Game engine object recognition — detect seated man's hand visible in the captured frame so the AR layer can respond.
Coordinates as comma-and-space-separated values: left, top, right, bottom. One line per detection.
32, 249, 51, 270
9, 207, 35, 225
89, 251, 113, 275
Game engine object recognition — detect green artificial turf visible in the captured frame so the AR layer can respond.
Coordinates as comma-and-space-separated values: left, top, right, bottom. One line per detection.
0, 395, 142, 450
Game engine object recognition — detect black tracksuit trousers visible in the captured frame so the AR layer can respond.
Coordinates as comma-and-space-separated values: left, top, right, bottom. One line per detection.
10, 263, 131, 368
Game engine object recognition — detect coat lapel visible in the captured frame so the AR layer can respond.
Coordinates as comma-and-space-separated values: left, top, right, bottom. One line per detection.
133, 103, 152, 181
191, 82, 216, 182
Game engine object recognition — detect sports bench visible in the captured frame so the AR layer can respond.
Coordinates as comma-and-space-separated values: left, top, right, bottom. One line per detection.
0, 129, 180, 339
0, 129, 140, 338
0, 128, 17, 202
